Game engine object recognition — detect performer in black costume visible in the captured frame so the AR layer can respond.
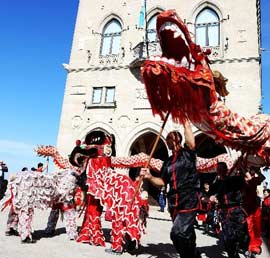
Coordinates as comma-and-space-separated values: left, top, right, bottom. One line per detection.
140, 120, 201, 258
209, 162, 250, 258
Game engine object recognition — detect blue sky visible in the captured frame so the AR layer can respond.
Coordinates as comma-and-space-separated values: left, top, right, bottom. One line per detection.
0, 1, 269, 177
0, 1, 79, 175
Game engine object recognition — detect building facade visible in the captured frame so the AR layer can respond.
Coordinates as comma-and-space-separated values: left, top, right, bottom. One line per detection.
57, 0, 262, 177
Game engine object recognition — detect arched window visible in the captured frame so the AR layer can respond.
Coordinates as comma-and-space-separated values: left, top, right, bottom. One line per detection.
147, 15, 158, 42
195, 8, 220, 47
100, 19, 122, 56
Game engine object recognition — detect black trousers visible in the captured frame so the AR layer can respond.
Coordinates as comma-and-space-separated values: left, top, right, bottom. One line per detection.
220, 207, 249, 258
170, 210, 199, 258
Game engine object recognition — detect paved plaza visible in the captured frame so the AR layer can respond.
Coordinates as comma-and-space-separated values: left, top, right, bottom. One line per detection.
0, 206, 269, 258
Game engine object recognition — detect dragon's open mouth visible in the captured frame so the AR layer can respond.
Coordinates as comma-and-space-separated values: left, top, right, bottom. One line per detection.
73, 153, 88, 167
150, 10, 196, 71
69, 146, 97, 168
142, 10, 215, 124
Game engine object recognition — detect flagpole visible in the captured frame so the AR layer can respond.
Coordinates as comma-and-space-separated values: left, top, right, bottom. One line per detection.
144, 0, 149, 58
46, 157, 49, 173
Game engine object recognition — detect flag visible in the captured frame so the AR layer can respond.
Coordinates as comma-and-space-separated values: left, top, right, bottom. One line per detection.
138, 0, 146, 29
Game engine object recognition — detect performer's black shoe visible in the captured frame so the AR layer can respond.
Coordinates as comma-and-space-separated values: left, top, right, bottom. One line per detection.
21, 237, 36, 244
125, 239, 137, 253
5, 228, 18, 236
105, 248, 122, 255
194, 248, 202, 258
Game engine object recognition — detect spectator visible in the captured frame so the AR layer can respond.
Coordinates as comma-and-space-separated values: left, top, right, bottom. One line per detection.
158, 187, 166, 212
197, 182, 211, 229
243, 167, 265, 255
0, 179, 8, 200
261, 188, 270, 239
263, 181, 268, 190
36, 160, 48, 173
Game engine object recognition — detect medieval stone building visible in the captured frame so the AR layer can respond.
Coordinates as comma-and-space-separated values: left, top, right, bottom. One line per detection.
57, 0, 262, 186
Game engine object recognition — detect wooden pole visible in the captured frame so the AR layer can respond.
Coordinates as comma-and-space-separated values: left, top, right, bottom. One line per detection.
144, 111, 170, 168
131, 111, 170, 203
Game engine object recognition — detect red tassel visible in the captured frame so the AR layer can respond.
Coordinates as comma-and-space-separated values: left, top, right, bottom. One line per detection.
142, 61, 216, 124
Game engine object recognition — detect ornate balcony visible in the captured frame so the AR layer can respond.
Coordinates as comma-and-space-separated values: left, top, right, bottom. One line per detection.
130, 42, 223, 67
129, 41, 162, 68
202, 45, 223, 59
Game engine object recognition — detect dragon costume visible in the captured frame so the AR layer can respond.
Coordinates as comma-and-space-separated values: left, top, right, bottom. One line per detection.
36, 144, 80, 172
142, 10, 270, 168
68, 130, 165, 254
36, 145, 85, 210
1, 169, 78, 242
36, 145, 234, 176
36, 138, 234, 253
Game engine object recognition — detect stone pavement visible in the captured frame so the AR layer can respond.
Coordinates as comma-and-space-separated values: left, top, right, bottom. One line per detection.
0, 206, 269, 258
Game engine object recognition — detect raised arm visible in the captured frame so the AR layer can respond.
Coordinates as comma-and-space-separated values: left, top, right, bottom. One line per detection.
183, 120, 195, 150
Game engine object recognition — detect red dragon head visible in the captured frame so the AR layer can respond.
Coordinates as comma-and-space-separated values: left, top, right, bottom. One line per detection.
142, 10, 217, 123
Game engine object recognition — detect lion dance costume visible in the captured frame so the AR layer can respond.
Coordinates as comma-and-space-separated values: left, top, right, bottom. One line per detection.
69, 130, 162, 254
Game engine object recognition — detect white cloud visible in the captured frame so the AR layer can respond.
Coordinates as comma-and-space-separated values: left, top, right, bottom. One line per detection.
0, 139, 37, 176
0, 139, 35, 156
0, 139, 53, 178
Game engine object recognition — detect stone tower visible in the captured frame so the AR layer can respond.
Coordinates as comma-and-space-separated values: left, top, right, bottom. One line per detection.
57, 0, 262, 171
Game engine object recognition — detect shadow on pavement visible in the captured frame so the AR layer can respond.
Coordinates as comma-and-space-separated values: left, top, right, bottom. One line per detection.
33, 227, 66, 240
133, 242, 178, 258
148, 216, 171, 222
199, 243, 228, 258
195, 226, 220, 239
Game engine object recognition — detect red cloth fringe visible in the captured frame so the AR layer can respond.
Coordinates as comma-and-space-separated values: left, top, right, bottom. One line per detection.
142, 61, 216, 124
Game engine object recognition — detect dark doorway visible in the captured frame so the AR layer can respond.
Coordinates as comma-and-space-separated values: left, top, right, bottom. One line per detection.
129, 132, 168, 205
195, 133, 227, 185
